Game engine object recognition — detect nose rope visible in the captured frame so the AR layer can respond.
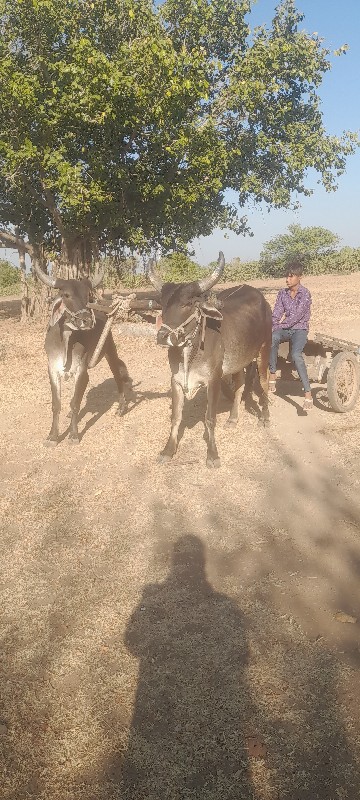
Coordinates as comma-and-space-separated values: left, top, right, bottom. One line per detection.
64, 307, 96, 331
159, 308, 202, 343
159, 308, 209, 392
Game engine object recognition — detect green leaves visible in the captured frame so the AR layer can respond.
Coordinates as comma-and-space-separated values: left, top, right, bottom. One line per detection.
0, 0, 358, 264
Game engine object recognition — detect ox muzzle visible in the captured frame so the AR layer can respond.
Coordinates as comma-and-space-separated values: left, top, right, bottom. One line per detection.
155, 310, 202, 348
64, 307, 95, 331
49, 297, 96, 330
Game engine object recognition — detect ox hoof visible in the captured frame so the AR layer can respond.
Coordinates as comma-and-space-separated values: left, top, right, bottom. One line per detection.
44, 438, 58, 448
158, 453, 173, 464
225, 418, 237, 428
258, 417, 270, 428
116, 402, 127, 417
245, 404, 259, 418
206, 457, 221, 469
68, 435, 80, 445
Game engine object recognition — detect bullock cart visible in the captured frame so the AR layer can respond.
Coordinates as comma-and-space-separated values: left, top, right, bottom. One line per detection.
278, 333, 360, 412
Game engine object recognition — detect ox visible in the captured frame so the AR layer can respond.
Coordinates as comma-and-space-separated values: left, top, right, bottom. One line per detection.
148, 252, 272, 468
34, 262, 132, 446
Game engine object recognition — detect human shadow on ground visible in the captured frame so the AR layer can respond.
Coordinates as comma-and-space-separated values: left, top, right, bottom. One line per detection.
105, 534, 257, 800
2, 481, 360, 800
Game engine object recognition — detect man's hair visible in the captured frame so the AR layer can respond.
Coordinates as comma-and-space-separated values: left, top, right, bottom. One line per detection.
285, 260, 304, 277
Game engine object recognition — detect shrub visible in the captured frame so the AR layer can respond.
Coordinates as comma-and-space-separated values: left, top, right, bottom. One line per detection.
157, 253, 203, 283
223, 258, 262, 282
0, 282, 21, 296
0, 259, 20, 288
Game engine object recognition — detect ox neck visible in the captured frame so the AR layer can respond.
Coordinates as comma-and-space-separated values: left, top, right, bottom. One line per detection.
179, 316, 207, 392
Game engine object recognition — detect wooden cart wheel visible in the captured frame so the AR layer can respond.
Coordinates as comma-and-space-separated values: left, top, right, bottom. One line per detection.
327, 351, 360, 412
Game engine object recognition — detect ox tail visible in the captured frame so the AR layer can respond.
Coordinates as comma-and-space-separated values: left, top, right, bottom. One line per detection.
256, 334, 271, 425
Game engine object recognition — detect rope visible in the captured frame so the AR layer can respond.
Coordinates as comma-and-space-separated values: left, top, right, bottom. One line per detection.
88, 293, 136, 369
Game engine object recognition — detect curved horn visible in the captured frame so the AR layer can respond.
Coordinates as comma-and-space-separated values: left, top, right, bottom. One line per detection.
32, 259, 56, 288
90, 263, 105, 289
198, 251, 225, 292
147, 258, 163, 292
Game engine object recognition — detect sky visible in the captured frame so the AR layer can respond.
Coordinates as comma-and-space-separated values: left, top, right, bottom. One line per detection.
192, 0, 360, 265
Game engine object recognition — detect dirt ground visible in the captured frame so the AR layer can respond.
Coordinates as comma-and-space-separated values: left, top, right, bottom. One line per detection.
1, 273, 360, 800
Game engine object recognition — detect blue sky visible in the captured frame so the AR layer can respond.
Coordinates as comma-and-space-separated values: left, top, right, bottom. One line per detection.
192, 0, 360, 265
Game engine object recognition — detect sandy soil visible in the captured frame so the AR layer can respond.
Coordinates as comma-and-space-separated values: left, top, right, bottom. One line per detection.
1, 273, 360, 800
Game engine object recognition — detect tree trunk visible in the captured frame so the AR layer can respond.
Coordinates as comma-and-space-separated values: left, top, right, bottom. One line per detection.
18, 241, 29, 322
29, 254, 50, 320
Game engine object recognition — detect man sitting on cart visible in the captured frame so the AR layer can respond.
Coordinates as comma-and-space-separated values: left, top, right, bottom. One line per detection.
269, 261, 313, 411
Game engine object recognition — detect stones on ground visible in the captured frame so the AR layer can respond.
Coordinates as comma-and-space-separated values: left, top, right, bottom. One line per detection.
334, 611, 357, 624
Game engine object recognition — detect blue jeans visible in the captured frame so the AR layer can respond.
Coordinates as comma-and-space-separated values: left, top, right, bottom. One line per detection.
270, 328, 311, 392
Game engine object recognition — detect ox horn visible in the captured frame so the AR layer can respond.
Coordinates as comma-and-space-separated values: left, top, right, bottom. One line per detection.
32, 259, 57, 288
147, 258, 163, 292
198, 251, 225, 292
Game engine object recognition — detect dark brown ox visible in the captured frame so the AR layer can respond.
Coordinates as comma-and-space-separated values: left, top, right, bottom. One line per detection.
33, 263, 131, 446
148, 252, 272, 468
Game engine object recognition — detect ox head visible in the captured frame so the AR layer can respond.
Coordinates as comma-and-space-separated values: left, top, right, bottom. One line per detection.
148, 252, 225, 348
33, 261, 105, 330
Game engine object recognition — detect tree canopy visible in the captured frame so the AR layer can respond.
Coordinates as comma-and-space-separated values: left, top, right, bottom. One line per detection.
0, 0, 358, 274
260, 224, 341, 275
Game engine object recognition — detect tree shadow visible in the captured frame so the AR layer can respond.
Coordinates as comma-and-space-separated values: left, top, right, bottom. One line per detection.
105, 534, 257, 800
0, 296, 21, 320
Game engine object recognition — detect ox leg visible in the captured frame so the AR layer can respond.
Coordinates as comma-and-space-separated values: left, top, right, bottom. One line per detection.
45, 367, 61, 446
205, 378, 221, 468
226, 369, 245, 427
69, 369, 89, 442
242, 362, 260, 416
159, 378, 184, 463
104, 335, 132, 416
256, 342, 270, 427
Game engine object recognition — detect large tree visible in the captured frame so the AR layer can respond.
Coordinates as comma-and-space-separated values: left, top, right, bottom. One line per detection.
0, 0, 358, 279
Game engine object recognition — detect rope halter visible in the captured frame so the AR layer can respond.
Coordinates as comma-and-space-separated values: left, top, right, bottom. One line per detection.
157, 307, 204, 348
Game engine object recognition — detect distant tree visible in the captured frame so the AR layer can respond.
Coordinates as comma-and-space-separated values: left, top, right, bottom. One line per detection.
223, 257, 262, 282
157, 253, 203, 283
260, 224, 340, 276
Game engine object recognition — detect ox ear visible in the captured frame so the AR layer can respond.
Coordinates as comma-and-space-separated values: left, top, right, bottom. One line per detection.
200, 300, 223, 320
49, 297, 66, 326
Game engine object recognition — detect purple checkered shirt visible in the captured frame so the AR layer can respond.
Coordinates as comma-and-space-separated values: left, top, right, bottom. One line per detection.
272, 285, 312, 331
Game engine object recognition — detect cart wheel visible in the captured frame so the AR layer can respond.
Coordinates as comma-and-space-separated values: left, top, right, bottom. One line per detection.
327, 351, 360, 412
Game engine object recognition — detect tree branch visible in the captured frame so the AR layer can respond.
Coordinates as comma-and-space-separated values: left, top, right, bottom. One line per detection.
0, 227, 34, 256
39, 171, 66, 236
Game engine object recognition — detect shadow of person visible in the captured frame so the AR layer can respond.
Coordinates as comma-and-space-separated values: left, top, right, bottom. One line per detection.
108, 535, 257, 800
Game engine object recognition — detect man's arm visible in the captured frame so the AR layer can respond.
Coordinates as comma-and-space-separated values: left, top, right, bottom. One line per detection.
272, 291, 286, 328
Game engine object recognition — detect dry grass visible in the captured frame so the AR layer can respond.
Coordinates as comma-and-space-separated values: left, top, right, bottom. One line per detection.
1, 273, 360, 799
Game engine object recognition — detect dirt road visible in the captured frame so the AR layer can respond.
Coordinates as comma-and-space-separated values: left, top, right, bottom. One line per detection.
1, 274, 360, 799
